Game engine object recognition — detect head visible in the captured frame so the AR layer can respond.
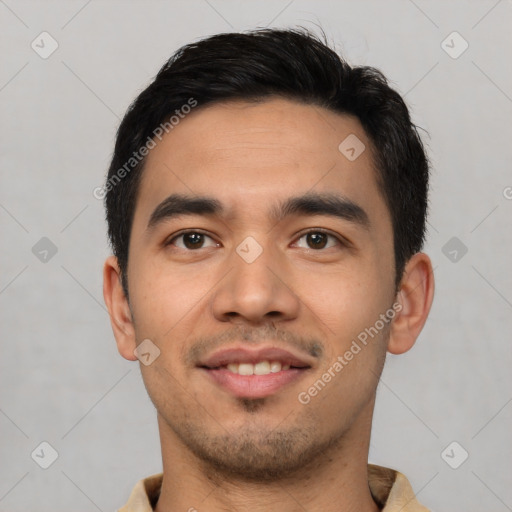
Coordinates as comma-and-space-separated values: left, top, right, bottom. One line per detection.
103, 28, 434, 480
105, 28, 430, 299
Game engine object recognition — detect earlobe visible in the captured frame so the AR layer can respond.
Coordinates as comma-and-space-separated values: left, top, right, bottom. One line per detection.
387, 252, 435, 355
102, 256, 138, 361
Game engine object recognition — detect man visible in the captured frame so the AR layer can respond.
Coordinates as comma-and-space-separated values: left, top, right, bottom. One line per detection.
102, 28, 434, 511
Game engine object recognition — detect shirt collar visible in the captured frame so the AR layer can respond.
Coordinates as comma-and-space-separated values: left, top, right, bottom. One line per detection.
118, 464, 429, 512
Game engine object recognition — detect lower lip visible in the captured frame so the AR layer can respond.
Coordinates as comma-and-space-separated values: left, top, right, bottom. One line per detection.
200, 367, 308, 399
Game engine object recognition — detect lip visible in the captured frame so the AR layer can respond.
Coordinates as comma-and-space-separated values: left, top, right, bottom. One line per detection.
201, 367, 309, 399
198, 346, 314, 369
197, 345, 314, 399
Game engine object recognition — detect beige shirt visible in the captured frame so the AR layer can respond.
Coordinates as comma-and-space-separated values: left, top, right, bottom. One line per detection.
118, 464, 430, 511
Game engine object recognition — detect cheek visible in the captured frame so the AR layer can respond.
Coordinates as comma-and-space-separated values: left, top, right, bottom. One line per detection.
298, 266, 392, 409
291, 259, 389, 343
310, 295, 390, 409
128, 256, 211, 337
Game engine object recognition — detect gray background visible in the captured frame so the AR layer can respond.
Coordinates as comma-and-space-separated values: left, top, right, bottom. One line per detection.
1, 1, 511, 511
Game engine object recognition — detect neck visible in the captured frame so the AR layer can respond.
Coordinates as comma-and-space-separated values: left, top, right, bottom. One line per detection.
154, 402, 380, 512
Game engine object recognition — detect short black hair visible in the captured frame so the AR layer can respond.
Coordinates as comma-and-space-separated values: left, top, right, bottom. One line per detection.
104, 27, 430, 299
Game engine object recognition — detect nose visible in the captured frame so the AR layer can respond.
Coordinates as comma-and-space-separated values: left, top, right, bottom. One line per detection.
211, 238, 301, 325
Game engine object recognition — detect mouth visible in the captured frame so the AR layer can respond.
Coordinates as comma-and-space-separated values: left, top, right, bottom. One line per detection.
197, 346, 313, 399
203, 359, 302, 374
200, 366, 309, 399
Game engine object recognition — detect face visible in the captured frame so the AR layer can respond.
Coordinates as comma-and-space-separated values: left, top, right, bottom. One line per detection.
119, 97, 399, 479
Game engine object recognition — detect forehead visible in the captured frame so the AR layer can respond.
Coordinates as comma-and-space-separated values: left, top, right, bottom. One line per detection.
133, 97, 389, 231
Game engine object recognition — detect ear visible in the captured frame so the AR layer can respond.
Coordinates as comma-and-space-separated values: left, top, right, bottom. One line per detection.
387, 252, 435, 355
103, 255, 138, 361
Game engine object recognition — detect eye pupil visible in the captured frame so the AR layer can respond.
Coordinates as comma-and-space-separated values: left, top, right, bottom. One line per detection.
174, 231, 334, 251
184, 233, 203, 249
307, 232, 327, 249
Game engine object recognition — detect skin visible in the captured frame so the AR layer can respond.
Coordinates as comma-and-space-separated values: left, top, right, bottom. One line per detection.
103, 97, 434, 512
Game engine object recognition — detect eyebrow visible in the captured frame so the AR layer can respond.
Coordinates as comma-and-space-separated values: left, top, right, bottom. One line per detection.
146, 192, 370, 232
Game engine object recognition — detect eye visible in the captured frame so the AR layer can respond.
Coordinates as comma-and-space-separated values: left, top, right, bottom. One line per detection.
165, 229, 346, 251
166, 230, 218, 250
293, 229, 343, 250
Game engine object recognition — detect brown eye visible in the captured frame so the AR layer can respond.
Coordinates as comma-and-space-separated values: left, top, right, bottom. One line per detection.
295, 230, 340, 250
167, 231, 217, 250
306, 232, 328, 249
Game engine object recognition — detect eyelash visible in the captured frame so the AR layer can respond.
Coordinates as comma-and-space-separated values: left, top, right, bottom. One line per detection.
165, 228, 347, 251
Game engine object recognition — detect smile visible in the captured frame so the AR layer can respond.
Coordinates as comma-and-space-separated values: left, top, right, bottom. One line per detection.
200, 365, 310, 399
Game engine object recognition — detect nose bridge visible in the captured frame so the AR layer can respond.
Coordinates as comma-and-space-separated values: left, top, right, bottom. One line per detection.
211, 233, 300, 322
232, 233, 280, 301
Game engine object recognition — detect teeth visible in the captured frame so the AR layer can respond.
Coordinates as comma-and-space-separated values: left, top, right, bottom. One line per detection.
270, 361, 282, 373
224, 360, 292, 375
254, 361, 270, 375
238, 363, 254, 376
227, 363, 238, 373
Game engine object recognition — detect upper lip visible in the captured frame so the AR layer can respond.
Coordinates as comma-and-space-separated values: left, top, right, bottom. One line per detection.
198, 345, 314, 369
